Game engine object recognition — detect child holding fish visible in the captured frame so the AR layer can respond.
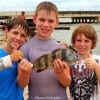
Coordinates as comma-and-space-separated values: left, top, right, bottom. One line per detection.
18, 1, 71, 100
70, 24, 100, 100
0, 18, 33, 100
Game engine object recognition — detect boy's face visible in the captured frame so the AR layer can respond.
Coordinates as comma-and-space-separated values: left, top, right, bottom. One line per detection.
5, 25, 27, 49
33, 9, 59, 39
74, 34, 92, 56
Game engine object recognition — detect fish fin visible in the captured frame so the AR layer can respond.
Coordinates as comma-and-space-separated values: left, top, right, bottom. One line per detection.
68, 45, 77, 52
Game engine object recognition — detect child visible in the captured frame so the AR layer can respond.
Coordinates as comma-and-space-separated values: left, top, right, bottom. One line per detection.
19, 1, 71, 100
18, 11, 26, 20
0, 18, 32, 100
70, 24, 100, 100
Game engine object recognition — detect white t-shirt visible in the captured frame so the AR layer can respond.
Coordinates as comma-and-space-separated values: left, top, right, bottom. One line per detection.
70, 54, 100, 100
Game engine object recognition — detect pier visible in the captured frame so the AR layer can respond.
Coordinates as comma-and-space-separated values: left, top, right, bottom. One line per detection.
0, 11, 100, 30
59, 11, 100, 24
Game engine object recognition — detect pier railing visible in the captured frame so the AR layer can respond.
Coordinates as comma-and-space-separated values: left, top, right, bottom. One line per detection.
0, 11, 100, 30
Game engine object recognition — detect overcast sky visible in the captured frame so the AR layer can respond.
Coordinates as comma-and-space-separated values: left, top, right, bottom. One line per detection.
0, 0, 100, 11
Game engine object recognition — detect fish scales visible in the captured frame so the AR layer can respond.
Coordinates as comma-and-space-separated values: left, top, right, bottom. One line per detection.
34, 53, 53, 72
33, 48, 82, 72
47, 53, 53, 68
52, 49, 62, 60
38, 57, 45, 71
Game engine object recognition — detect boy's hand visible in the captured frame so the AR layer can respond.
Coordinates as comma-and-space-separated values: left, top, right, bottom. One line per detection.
18, 59, 33, 74
17, 59, 33, 87
85, 58, 98, 69
10, 48, 24, 62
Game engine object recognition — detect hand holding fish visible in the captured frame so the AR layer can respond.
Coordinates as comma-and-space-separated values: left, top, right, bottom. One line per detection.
53, 58, 71, 86
53, 58, 68, 73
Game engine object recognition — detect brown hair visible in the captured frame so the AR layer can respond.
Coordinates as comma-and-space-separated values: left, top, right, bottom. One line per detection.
21, 11, 25, 15
6, 18, 29, 35
71, 24, 97, 49
35, 1, 58, 19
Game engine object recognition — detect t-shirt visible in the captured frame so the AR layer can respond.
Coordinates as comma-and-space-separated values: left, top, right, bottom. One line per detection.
20, 37, 68, 100
0, 48, 23, 100
70, 54, 100, 100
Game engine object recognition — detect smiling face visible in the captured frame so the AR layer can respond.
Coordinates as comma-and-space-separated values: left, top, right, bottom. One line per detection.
33, 9, 59, 39
5, 25, 27, 50
74, 34, 92, 57
71, 24, 97, 58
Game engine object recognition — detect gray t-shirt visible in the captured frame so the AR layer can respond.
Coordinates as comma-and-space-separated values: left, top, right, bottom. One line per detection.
21, 37, 67, 100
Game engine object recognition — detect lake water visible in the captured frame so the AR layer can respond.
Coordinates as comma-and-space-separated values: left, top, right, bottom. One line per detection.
0, 24, 100, 55
52, 24, 100, 55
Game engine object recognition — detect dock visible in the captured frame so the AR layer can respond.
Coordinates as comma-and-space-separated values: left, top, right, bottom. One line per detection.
1, 10, 100, 31
29, 25, 70, 30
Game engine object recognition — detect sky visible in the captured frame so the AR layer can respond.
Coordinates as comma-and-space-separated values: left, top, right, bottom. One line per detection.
0, 0, 100, 11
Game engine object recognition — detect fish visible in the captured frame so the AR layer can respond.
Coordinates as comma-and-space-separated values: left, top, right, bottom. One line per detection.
33, 47, 83, 72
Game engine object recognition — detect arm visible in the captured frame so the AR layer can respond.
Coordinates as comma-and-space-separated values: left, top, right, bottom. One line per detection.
53, 58, 71, 87
85, 58, 100, 82
17, 59, 33, 88
94, 64, 100, 83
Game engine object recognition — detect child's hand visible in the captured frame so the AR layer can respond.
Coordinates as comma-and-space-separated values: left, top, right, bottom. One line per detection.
59, 41, 67, 48
10, 48, 24, 62
85, 58, 98, 69
53, 58, 68, 73
17, 59, 33, 87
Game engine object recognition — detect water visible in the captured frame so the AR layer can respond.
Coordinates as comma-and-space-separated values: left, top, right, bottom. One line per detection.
52, 24, 100, 55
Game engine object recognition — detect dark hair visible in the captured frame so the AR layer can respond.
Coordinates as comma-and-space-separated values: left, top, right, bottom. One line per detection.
6, 18, 29, 35
35, 1, 58, 19
21, 11, 25, 15
71, 24, 97, 49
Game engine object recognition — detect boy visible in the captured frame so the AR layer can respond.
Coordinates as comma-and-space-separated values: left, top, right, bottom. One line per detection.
0, 18, 32, 100
18, 1, 71, 100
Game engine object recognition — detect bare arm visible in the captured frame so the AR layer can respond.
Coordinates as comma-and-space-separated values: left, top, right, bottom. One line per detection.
53, 58, 71, 87
17, 59, 33, 88
94, 64, 100, 83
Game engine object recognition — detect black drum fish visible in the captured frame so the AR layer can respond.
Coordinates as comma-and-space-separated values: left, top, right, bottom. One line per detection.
33, 47, 82, 72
